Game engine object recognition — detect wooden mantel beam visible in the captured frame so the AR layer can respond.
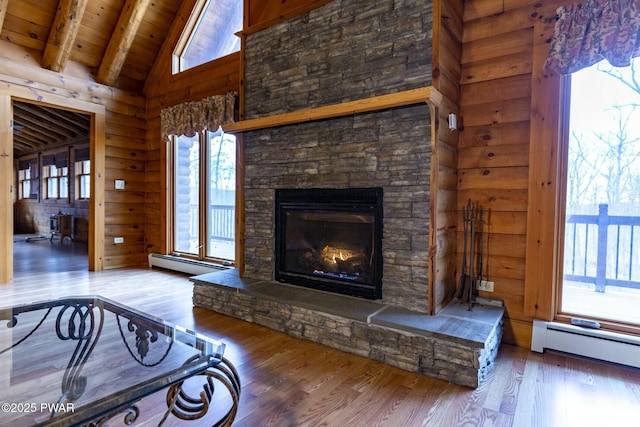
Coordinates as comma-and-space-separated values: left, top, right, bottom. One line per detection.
97, 0, 152, 86
42, 0, 89, 72
223, 86, 442, 133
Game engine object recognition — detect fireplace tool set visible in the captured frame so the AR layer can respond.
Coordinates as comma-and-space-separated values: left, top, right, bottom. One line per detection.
456, 199, 485, 310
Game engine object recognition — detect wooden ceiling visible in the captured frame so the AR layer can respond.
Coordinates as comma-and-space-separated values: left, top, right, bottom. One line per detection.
12, 101, 90, 157
1, 0, 183, 90
2, 0, 185, 157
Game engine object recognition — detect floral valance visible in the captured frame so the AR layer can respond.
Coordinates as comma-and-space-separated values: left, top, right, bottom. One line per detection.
545, 0, 640, 75
161, 91, 237, 140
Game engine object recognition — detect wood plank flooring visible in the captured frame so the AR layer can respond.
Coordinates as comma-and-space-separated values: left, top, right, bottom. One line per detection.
4, 237, 640, 426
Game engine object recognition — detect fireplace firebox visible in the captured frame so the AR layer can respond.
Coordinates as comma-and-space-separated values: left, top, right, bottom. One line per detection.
275, 188, 383, 299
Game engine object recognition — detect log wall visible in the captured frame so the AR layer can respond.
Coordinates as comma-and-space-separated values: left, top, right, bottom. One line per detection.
431, 0, 463, 313
0, 40, 146, 273
459, 0, 564, 346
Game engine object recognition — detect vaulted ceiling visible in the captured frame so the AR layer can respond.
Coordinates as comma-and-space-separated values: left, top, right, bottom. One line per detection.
1, 0, 186, 157
1, 0, 183, 90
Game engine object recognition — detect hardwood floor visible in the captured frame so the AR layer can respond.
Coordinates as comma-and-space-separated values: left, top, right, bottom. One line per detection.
5, 239, 640, 426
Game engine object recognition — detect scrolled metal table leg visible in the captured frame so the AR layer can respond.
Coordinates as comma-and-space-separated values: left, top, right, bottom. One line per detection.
162, 357, 241, 426
84, 404, 140, 426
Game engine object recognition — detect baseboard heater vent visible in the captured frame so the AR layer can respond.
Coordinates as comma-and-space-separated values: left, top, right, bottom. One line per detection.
531, 319, 640, 368
148, 253, 231, 276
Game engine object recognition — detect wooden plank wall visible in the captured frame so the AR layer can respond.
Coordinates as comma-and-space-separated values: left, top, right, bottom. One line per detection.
431, 0, 463, 314
102, 108, 148, 268
459, 0, 563, 346
0, 40, 147, 272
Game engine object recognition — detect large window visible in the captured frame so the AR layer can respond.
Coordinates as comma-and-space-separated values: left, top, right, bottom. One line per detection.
172, 0, 243, 73
172, 128, 236, 262
559, 57, 640, 329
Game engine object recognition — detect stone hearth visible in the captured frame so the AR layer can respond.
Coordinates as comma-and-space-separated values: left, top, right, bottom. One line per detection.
192, 269, 504, 388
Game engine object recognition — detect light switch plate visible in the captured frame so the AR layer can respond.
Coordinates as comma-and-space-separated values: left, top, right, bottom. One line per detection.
115, 179, 125, 190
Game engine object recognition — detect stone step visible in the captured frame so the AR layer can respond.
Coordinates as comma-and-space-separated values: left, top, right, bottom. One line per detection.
191, 269, 504, 388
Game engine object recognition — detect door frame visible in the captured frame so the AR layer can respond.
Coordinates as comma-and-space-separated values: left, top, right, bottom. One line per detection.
0, 90, 105, 283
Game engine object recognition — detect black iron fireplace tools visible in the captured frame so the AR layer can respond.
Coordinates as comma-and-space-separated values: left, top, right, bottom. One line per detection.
455, 199, 484, 310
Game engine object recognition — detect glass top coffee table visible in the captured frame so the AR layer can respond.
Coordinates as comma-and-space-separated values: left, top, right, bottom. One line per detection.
0, 296, 241, 426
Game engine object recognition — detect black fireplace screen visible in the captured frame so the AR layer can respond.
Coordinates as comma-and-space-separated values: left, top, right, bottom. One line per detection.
275, 188, 383, 299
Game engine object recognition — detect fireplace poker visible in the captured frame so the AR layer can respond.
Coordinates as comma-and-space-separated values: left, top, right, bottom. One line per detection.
467, 202, 476, 310
456, 202, 468, 301
476, 206, 485, 292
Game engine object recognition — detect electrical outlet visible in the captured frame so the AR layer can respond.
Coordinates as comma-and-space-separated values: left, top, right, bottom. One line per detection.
477, 280, 494, 292
114, 237, 124, 244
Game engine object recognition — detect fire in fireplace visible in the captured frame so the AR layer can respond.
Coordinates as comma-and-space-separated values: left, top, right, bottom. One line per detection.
275, 188, 383, 299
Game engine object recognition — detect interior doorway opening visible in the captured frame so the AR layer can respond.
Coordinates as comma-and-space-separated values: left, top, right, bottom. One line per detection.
1, 93, 105, 283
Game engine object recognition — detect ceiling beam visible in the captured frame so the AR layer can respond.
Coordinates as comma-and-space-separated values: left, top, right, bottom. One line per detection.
12, 125, 54, 146
27, 104, 89, 135
42, 106, 91, 131
42, 0, 90, 72
0, 0, 8, 35
12, 135, 39, 152
13, 107, 73, 140
97, 0, 153, 86
14, 106, 82, 138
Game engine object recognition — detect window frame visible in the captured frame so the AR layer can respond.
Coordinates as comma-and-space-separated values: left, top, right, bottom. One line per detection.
172, 0, 243, 74
18, 157, 39, 200
42, 164, 69, 201
75, 159, 91, 201
525, 22, 640, 337
169, 129, 237, 264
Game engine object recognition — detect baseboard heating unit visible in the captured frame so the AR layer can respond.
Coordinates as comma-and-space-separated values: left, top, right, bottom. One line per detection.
148, 253, 231, 276
531, 319, 640, 368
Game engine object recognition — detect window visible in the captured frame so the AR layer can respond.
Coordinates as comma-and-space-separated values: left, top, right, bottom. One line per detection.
559, 58, 640, 327
42, 152, 69, 200
76, 160, 90, 199
18, 158, 38, 199
43, 165, 69, 200
171, 128, 236, 262
172, 0, 243, 74
74, 147, 90, 200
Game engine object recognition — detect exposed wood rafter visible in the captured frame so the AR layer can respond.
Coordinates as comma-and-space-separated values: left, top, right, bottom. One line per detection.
12, 101, 90, 158
42, 0, 90, 72
97, 0, 153, 86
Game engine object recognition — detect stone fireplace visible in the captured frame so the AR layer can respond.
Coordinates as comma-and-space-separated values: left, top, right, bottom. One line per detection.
240, 0, 434, 312
274, 187, 383, 300
192, 0, 504, 388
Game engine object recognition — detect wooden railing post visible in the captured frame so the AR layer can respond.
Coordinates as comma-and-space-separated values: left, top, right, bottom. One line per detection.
595, 204, 608, 292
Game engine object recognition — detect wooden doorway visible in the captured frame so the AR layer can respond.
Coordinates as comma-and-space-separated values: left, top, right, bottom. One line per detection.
0, 92, 105, 283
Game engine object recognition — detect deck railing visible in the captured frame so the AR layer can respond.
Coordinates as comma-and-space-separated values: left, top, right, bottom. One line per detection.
209, 205, 235, 241
564, 204, 640, 292
189, 204, 235, 241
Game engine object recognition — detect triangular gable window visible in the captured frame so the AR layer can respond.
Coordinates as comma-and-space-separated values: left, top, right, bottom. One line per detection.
173, 0, 243, 74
